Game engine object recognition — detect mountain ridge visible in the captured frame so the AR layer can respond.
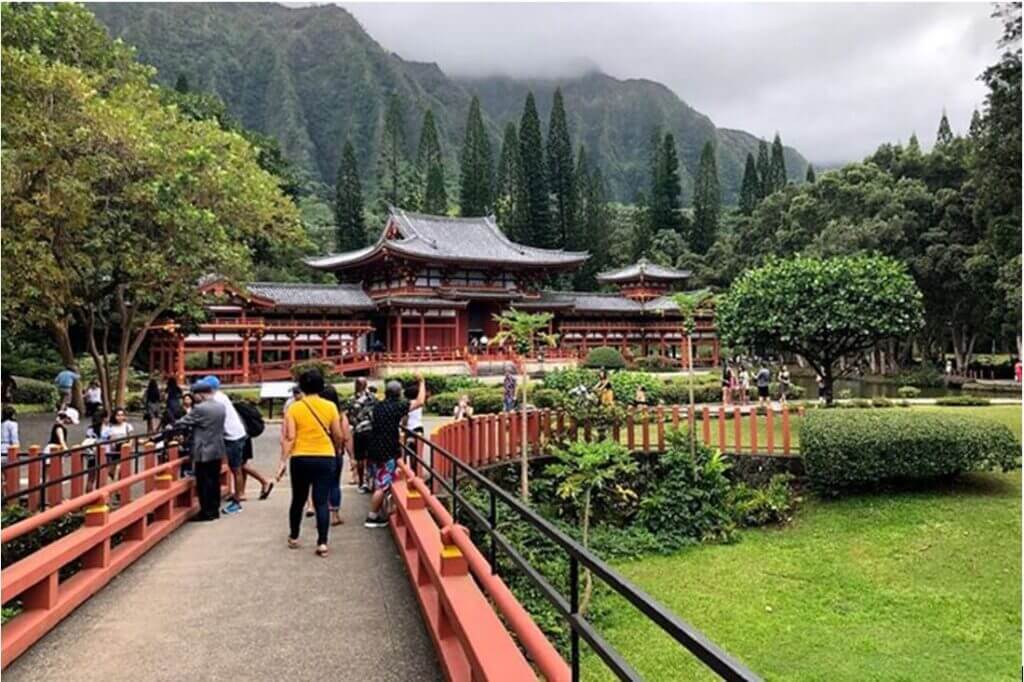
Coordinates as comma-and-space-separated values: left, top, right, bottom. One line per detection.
89, 2, 809, 204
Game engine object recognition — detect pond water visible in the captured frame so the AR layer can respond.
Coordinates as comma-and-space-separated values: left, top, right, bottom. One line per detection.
789, 375, 1011, 400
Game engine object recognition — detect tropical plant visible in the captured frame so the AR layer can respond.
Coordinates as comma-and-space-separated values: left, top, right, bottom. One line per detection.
490, 309, 557, 500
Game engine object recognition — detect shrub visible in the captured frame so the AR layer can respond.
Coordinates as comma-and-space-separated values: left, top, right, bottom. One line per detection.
871, 397, 894, 408
1, 505, 84, 570
583, 346, 626, 370
531, 388, 561, 409
730, 474, 797, 526
802, 409, 1019, 494
631, 354, 677, 372
897, 385, 921, 399
426, 388, 504, 415
289, 359, 335, 381
608, 371, 664, 402
387, 372, 477, 395
934, 395, 992, 406
10, 377, 59, 406
836, 389, 853, 400
542, 367, 598, 392
894, 365, 945, 388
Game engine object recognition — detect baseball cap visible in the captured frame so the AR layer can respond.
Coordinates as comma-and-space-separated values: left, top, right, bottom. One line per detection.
200, 375, 221, 390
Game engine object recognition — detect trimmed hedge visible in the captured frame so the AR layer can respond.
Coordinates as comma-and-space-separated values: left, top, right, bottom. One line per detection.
896, 385, 921, 399
426, 388, 504, 415
388, 372, 482, 395
583, 346, 626, 369
802, 409, 1019, 494
934, 395, 991, 407
10, 377, 59, 406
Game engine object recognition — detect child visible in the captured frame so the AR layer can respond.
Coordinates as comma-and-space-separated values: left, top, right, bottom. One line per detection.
85, 408, 110, 491
405, 384, 425, 436
106, 407, 135, 484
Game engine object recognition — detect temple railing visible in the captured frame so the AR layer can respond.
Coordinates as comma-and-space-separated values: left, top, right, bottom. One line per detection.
397, 418, 764, 681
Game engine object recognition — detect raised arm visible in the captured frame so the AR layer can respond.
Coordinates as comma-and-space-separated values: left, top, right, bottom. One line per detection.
409, 373, 427, 412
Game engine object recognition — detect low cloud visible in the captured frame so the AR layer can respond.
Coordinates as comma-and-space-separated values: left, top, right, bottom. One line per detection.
344, 2, 1002, 164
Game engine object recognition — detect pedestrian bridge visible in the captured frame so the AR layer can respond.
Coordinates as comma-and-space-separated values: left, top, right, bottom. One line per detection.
1, 406, 791, 680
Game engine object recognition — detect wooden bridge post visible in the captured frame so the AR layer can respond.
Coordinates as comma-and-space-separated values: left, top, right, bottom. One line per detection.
656, 406, 665, 451
749, 408, 758, 453
27, 445, 41, 512
701, 406, 711, 446
4, 445, 18, 498
497, 413, 507, 462
119, 443, 132, 503
626, 409, 635, 450
640, 408, 650, 452
46, 451, 62, 508
143, 442, 157, 493
733, 407, 742, 453
765, 407, 774, 455
718, 406, 727, 450
781, 405, 792, 455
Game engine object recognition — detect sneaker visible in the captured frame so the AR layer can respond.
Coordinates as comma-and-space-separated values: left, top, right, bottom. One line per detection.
222, 500, 243, 515
358, 485, 370, 494
363, 515, 387, 529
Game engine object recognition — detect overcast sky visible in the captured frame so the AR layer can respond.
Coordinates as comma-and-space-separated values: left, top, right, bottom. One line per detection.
344, 2, 1002, 165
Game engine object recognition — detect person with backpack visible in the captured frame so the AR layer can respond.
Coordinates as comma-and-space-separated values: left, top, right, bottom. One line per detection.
200, 375, 249, 514
233, 398, 274, 501
346, 377, 375, 493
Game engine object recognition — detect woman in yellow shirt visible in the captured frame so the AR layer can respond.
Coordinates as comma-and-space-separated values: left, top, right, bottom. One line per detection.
276, 370, 351, 557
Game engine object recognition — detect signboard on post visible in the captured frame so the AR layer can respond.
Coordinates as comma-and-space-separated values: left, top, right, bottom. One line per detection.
259, 381, 295, 418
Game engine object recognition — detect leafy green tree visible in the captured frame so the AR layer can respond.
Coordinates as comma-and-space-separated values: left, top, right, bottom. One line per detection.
691, 141, 720, 253
517, 92, 551, 246
415, 108, 444, 211
805, 164, 817, 184
335, 140, 366, 251
935, 111, 954, 147
1, 3, 305, 407
769, 133, 787, 192
672, 289, 713, 456
545, 439, 637, 614
631, 190, 654, 260
495, 122, 522, 234
489, 310, 557, 500
574, 145, 611, 288
547, 87, 578, 249
649, 133, 683, 233
458, 96, 494, 217
717, 255, 924, 403
174, 73, 189, 93
739, 153, 760, 214
376, 93, 413, 210
755, 139, 771, 198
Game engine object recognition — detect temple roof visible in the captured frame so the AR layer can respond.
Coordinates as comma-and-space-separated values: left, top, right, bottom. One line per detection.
597, 258, 691, 283
246, 282, 375, 310
306, 207, 589, 271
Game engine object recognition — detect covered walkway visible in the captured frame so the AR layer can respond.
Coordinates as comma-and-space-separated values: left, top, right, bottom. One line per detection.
3, 424, 440, 682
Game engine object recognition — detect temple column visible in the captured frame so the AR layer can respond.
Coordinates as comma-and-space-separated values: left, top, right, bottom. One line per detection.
176, 335, 186, 384
419, 311, 426, 351
289, 333, 297, 365
711, 338, 720, 366
255, 333, 264, 381
396, 312, 403, 357
242, 334, 251, 384
320, 332, 328, 359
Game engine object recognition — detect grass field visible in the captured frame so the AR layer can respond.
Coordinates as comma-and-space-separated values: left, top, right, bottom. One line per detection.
582, 404, 1022, 680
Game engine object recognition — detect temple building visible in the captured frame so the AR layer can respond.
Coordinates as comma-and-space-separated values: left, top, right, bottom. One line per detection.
148, 208, 718, 384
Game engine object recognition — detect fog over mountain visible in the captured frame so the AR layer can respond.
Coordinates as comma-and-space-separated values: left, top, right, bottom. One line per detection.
347, 2, 1002, 166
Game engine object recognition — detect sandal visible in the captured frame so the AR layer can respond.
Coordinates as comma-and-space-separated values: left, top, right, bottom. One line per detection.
259, 482, 274, 500
315, 544, 328, 557
331, 515, 344, 526
287, 538, 300, 550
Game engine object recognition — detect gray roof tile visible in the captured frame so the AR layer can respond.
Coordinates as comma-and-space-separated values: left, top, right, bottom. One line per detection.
597, 258, 691, 283
246, 282, 375, 310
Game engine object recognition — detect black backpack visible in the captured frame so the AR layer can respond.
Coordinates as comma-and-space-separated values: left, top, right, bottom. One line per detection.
234, 401, 265, 438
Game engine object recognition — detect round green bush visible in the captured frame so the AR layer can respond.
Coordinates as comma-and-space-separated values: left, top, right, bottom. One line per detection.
802, 409, 1019, 494
896, 385, 921, 399
583, 346, 626, 370
934, 395, 992, 407
10, 377, 59, 406
541, 367, 599, 392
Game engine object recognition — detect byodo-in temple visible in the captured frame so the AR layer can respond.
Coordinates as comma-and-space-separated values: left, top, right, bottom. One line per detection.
148, 208, 720, 384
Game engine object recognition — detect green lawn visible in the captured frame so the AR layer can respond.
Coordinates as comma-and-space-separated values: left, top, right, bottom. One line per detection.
583, 404, 1022, 680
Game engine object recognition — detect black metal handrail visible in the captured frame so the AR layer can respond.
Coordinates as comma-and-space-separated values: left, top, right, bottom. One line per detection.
400, 428, 761, 682
2, 427, 187, 508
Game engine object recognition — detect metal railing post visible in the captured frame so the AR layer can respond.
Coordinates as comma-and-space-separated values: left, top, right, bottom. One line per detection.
570, 556, 580, 682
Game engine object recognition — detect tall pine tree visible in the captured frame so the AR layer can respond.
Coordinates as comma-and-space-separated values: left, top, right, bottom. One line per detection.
517, 92, 551, 247
649, 133, 683, 234
376, 93, 413, 210
632, 190, 653, 260
416, 108, 444, 211
495, 122, 523, 236
574, 145, 610, 288
335, 140, 366, 252
769, 133, 787, 192
547, 88, 578, 249
805, 164, 816, 184
935, 111, 954, 147
458, 96, 494, 216
755, 139, 771, 198
739, 153, 759, 215
691, 141, 720, 254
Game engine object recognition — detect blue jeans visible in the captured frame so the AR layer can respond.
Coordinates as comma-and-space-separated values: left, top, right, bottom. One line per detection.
329, 454, 343, 511
503, 397, 516, 412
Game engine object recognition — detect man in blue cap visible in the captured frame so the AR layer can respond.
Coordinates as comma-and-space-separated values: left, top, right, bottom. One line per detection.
201, 375, 249, 515
176, 381, 226, 521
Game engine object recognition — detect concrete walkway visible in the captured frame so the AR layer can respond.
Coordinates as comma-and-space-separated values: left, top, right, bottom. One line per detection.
4, 424, 440, 682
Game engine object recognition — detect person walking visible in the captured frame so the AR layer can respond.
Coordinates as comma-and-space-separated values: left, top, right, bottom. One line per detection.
233, 399, 274, 501
364, 374, 425, 529
721, 361, 731, 406
84, 381, 102, 418
778, 366, 791, 404
200, 375, 249, 515
143, 379, 162, 433
54, 366, 80, 409
738, 367, 751, 407
106, 407, 134, 485
502, 364, 517, 413
755, 363, 771, 408
319, 383, 347, 527
177, 382, 226, 522
47, 409, 76, 454
347, 378, 375, 492
2, 370, 16, 405
276, 370, 349, 557
1, 406, 19, 466
84, 408, 110, 492
595, 369, 614, 406
165, 377, 184, 421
